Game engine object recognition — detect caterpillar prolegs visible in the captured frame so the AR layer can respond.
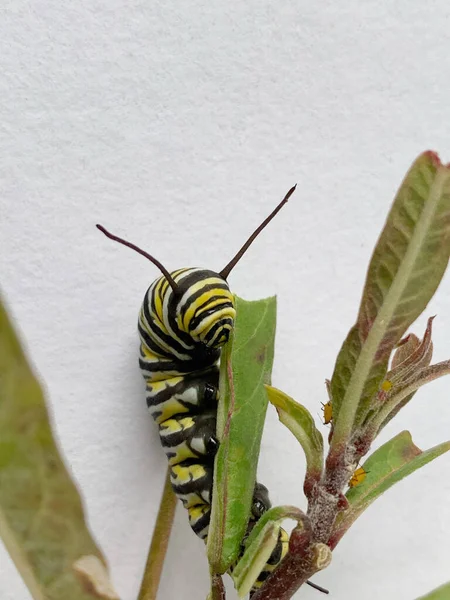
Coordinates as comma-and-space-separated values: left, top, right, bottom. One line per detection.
97, 186, 325, 594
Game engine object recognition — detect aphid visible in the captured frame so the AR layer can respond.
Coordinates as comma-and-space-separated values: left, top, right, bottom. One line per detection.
377, 378, 393, 402
380, 379, 393, 392
321, 401, 332, 425
348, 466, 368, 488
97, 186, 295, 590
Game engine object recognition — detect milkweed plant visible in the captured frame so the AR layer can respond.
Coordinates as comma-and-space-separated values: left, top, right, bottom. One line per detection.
1, 152, 450, 600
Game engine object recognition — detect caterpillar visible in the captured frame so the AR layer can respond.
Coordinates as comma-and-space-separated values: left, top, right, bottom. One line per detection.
97, 187, 326, 595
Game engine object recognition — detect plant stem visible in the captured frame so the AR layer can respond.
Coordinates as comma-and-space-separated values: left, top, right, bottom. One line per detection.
137, 469, 177, 600
211, 574, 226, 600
251, 543, 331, 600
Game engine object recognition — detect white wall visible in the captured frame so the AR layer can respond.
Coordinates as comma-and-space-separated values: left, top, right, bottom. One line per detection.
1, 2, 450, 599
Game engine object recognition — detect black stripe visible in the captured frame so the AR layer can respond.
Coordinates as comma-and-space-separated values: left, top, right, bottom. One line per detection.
191, 293, 230, 318
167, 270, 227, 338
203, 318, 233, 345
145, 378, 201, 409
159, 429, 196, 448
256, 570, 270, 583
179, 282, 230, 323
140, 357, 185, 375
190, 507, 211, 536
149, 408, 162, 421
189, 300, 234, 332
140, 354, 219, 375
159, 411, 216, 448
143, 286, 193, 357
138, 322, 174, 359
170, 463, 213, 495
146, 369, 219, 412
265, 534, 284, 565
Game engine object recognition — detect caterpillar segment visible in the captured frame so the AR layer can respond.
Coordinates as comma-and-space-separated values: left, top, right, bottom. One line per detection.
241, 483, 290, 592
251, 529, 289, 591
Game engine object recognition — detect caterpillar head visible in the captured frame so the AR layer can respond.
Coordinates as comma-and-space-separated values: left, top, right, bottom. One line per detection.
173, 268, 236, 348
97, 184, 296, 349
251, 482, 272, 519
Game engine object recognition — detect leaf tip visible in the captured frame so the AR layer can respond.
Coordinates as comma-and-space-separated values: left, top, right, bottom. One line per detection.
422, 150, 442, 167
73, 555, 119, 600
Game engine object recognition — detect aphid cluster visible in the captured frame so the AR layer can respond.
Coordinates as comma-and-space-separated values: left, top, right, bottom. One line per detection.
321, 401, 368, 490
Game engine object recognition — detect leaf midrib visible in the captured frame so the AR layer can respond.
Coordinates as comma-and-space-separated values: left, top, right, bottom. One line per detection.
332, 167, 449, 446
336, 439, 450, 532
0, 507, 45, 600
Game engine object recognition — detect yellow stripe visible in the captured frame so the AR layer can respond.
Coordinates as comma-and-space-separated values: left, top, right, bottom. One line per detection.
160, 416, 195, 434
153, 396, 190, 424
194, 306, 236, 338
167, 444, 198, 466
171, 463, 206, 482
180, 288, 230, 330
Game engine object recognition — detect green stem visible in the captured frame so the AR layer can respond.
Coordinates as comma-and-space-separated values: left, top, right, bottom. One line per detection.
137, 469, 177, 600
210, 574, 226, 600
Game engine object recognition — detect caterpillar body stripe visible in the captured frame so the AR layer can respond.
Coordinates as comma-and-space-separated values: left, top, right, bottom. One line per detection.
97, 186, 324, 594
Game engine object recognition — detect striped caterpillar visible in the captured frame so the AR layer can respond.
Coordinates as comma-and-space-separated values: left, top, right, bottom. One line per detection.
97, 187, 324, 594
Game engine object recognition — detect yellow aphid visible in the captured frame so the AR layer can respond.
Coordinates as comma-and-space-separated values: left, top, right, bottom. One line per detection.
321, 401, 332, 425
381, 379, 393, 392
349, 467, 367, 488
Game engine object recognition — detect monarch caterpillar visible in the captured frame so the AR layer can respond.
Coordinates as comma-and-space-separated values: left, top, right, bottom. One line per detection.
97, 186, 326, 594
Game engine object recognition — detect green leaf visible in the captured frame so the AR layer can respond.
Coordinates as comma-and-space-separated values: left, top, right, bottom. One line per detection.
0, 296, 117, 600
366, 317, 435, 434
329, 152, 450, 448
416, 583, 450, 600
232, 518, 280, 598
207, 295, 277, 573
243, 505, 304, 551
265, 385, 324, 493
370, 358, 450, 435
389, 317, 434, 383
391, 333, 422, 370
231, 505, 305, 597
329, 431, 450, 549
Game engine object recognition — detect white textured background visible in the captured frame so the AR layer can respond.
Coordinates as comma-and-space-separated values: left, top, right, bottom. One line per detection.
1, 2, 450, 599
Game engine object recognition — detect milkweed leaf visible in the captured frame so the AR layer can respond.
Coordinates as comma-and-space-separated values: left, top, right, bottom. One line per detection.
265, 385, 324, 493
329, 431, 450, 549
232, 505, 306, 597
208, 295, 276, 573
372, 358, 450, 434
232, 520, 280, 598
0, 295, 117, 600
416, 583, 450, 600
388, 317, 434, 383
241, 505, 305, 555
330, 152, 450, 448
366, 317, 435, 433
